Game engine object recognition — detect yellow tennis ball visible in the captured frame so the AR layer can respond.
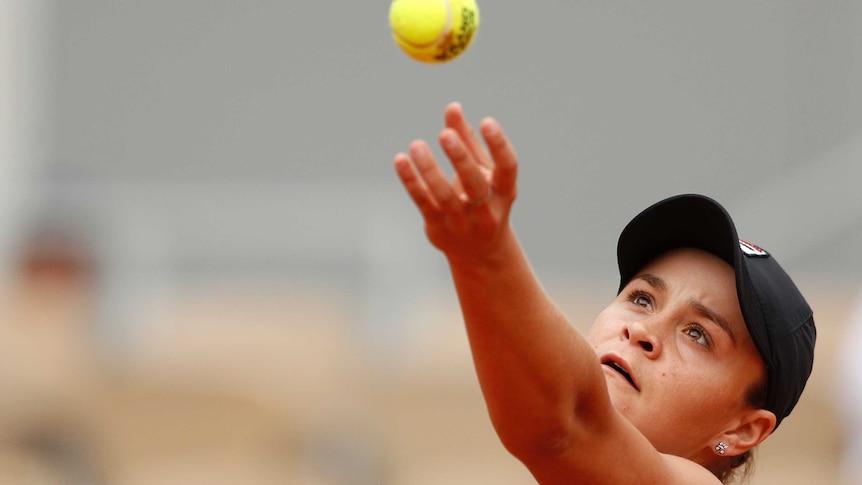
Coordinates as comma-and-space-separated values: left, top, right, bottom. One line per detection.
389, 0, 480, 63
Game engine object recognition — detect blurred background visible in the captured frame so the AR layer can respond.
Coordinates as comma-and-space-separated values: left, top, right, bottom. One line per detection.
1, 0, 861, 483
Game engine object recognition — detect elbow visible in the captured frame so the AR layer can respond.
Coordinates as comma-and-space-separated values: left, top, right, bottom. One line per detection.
494, 391, 612, 461
495, 413, 581, 460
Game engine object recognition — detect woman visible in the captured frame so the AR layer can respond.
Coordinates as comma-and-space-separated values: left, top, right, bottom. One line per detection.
392, 103, 816, 484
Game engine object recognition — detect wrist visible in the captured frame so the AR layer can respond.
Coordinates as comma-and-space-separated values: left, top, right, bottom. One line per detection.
445, 226, 524, 275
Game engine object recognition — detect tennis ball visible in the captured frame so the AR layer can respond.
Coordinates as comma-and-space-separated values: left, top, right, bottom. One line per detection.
389, 0, 480, 63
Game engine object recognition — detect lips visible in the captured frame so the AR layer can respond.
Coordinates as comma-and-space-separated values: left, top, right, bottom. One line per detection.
601, 355, 639, 391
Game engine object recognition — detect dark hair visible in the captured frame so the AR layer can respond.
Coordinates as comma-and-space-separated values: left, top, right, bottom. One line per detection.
716, 373, 769, 484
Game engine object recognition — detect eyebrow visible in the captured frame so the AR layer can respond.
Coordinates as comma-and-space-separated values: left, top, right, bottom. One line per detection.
689, 300, 737, 344
633, 273, 667, 291
633, 273, 737, 344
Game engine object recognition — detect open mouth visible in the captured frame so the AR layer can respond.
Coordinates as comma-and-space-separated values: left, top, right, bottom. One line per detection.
602, 359, 638, 390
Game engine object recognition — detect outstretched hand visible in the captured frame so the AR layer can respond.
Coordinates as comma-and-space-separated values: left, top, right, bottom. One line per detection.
394, 102, 519, 263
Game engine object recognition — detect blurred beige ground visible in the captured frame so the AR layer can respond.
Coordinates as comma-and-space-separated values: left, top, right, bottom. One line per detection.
0, 241, 851, 484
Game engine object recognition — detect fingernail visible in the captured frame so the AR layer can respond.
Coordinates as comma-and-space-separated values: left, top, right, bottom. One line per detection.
482, 118, 498, 136
442, 135, 456, 149
411, 141, 426, 156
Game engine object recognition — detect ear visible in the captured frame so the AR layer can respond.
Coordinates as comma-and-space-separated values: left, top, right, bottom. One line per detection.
716, 408, 777, 455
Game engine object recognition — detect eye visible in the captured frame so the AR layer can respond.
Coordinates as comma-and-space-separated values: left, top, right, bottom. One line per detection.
684, 324, 711, 348
628, 290, 654, 312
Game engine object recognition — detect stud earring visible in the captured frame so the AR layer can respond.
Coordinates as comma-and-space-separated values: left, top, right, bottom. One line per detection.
715, 441, 729, 455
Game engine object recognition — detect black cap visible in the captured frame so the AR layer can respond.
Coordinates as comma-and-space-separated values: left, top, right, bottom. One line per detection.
616, 194, 816, 429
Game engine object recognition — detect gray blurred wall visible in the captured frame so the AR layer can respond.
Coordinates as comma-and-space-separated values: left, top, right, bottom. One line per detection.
5, 0, 862, 347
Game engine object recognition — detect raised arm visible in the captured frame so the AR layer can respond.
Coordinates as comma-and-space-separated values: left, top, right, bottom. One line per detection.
393, 103, 718, 485
394, 102, 599, 448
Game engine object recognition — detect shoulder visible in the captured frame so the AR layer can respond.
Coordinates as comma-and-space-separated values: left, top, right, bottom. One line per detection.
660, 453, 723, 485
528, 452, 721, 485
519, 417, 722, 485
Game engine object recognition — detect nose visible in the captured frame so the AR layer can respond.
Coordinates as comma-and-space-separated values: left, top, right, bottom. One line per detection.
623, 321, 662, 359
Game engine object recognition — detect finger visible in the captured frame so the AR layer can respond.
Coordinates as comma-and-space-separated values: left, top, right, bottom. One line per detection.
444, 102, 493, 169
394, 152, 439, 220
480, 117, 518, 199
409, 140, 468, 226
439, 128, 490, 204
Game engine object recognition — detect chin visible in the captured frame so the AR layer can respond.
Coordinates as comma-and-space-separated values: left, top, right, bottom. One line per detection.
604, 382, 635, 416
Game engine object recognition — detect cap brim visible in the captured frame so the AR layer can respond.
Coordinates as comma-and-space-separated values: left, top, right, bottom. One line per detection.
617, 194, 740, 292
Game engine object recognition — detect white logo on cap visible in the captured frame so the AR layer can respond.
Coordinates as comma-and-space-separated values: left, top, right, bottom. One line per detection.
739, 239, 769, 257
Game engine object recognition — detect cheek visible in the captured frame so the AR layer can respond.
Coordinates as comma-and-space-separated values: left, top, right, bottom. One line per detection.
651, 370, 726, 429
678, 345, 764, 396
586, 310, 621, 345
664, 365, 749, 416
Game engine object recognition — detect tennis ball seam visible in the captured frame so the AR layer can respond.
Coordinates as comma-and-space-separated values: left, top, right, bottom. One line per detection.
392, 0, 452, 48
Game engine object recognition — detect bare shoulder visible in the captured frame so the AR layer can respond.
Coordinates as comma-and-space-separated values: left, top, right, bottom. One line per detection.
661, 453, 723, 485
519, 412, 723, 485
528, 452, 721, 485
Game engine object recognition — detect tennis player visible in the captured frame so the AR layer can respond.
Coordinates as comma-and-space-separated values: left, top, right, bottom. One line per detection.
393, 103, 816, 484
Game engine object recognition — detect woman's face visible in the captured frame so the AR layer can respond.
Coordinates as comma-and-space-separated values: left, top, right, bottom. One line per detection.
587, 248, 766, 459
